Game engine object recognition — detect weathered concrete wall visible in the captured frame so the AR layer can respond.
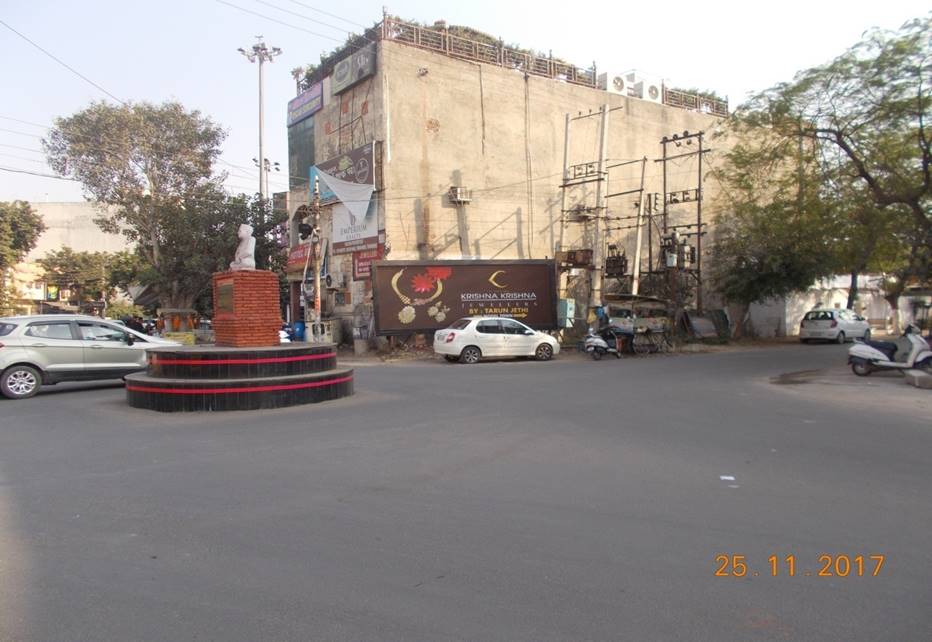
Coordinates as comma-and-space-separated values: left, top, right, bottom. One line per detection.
379, 40, 730, 269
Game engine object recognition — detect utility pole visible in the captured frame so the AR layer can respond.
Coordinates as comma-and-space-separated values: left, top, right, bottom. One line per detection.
312, 176, 322, 328
239, 36, 281, 201
631, 157, 648, 295
557, 113, 571, 299
589, 103, 609, 311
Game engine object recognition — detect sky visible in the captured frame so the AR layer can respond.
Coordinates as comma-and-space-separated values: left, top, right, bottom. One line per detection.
1, 0, 927, 203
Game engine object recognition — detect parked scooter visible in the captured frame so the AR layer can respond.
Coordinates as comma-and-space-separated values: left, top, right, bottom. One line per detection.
848, 324, 932, 376
584, 326, 629, 360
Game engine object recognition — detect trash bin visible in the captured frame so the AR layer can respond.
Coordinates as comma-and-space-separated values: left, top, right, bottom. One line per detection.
293, 320, 306, 341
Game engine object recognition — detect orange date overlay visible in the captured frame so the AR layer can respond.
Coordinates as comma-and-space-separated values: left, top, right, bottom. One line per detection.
715, 554, 885, 577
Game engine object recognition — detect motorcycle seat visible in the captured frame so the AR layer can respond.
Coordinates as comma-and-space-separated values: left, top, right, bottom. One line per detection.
862, 339, 897, 361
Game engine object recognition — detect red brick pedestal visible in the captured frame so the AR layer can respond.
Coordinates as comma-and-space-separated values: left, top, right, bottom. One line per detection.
212, 270, 282, 347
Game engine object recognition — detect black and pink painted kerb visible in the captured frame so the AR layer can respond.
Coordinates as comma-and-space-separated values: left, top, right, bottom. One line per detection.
125, 343, 353, 412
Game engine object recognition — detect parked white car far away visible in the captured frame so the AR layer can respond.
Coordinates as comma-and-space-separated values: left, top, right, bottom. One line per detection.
799, 309, 871, 344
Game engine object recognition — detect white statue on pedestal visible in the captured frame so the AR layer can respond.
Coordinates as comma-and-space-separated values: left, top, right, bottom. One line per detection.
230, 223, 256, 271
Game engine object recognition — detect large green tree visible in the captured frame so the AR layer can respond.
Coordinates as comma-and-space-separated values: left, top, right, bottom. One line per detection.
733, 15, 931, 322
43, 101, 229, 310
0, 201, 45, 314
709, 131, 836, 337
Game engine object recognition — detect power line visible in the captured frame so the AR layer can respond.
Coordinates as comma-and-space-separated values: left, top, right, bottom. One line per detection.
0, 165, 79, 181
252, 0, 368, 40
216, 0, 365, 49
286, 0, 369, 29
0, 19, 127, 106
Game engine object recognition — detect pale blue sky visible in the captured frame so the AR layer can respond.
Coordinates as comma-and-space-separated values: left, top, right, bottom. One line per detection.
1, 0, 927, 202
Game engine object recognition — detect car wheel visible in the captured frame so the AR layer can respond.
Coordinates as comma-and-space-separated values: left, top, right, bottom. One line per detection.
835, 331, 846, 344
863, 329, 871, 341
459, 346, 482, 364
800, 338, 810, 344
851, 361, 872, 377
1, 365, 42, 400
535, 344, 554, 361
443, 355, 459, 363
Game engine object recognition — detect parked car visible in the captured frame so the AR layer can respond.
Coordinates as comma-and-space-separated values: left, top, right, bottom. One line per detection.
0, 314, 180, 399
433, 317, 560, 364
799, 309, 871, 344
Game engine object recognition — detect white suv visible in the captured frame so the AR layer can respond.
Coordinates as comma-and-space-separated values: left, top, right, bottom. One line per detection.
0, 314, 179, 399
799, 309, 871, 344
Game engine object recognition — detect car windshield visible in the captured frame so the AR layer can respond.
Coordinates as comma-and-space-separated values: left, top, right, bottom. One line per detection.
449, 318, 471, 330
0, 322, 16, 336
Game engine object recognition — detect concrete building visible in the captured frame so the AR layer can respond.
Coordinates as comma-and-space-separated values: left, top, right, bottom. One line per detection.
284, 17, 731, 336
4, 202, 127, 315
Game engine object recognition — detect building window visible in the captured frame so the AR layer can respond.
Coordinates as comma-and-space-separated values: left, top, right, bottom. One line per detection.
288, 117, 315, 190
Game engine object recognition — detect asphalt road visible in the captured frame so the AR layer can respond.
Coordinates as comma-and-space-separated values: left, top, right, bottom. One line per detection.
0, 343, 929, 641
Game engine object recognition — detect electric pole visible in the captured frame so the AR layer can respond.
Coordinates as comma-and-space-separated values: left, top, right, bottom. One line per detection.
589, 104, 609, 311
238, 36, 281, 201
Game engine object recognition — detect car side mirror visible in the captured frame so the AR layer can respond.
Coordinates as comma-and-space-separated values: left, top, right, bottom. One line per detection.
125, 333, 135, 346
524, 330, 535, 336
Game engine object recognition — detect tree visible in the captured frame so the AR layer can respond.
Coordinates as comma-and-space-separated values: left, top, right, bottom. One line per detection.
37, 247, 112, 304
735, 16, 932, 318
709, 133, 835, 337
43, 101, 227, 310
0, 201, 45, 314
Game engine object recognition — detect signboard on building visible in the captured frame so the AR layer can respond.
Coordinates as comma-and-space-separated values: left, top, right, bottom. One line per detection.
332, 200, 380, 255
352, 245, 384, 280
372, 260, 558, 334
310, 142, 374, 204
331, 43, 376, 95
286, 242, 315, 273
287, 81, 323, 126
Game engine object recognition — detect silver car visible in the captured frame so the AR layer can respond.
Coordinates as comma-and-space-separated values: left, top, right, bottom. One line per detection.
0, 314, 179, 399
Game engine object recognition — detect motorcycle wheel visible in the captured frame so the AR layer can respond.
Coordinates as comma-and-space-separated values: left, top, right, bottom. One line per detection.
851, 361, 872, 377
591, 349, 603, 361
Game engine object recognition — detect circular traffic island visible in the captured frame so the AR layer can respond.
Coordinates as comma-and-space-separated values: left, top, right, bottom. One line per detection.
125, 343, 353, 412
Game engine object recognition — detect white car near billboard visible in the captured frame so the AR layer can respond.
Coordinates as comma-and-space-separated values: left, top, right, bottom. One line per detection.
433, 317, 560, 364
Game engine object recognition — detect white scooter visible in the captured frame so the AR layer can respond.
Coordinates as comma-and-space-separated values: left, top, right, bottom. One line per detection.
584, 326, 623, 360
848, 324, 932, 376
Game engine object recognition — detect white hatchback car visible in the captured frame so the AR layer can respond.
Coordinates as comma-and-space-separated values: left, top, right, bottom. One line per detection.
799, 309, 871, 344
434, 317, 560, 364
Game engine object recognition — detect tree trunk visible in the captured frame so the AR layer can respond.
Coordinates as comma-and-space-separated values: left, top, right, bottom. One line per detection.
846, 270, 859, 310
884, 294, 900, 335
729, 302, 751, 339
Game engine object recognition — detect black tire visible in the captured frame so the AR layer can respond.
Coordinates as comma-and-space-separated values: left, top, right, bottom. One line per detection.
851, 361, 872, 377
917, 359, 932, 375
1, 365, 42, 399
591, 348, 603, 361
800, 338, 810, 344
443, 355, 459, 363
535, 343, 554, 361
863, 329, 871, 341
835, 331, 846, 344
459, 346, 482, 364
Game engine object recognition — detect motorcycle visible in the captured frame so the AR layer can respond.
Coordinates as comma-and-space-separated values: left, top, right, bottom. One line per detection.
848, 324, 932, 376
584, 326, 630, 360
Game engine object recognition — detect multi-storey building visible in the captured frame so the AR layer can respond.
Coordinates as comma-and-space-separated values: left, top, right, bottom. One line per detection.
283, 17, 731, 333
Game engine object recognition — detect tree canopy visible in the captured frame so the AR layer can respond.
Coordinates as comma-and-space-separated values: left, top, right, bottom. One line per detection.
43, 101, 236, 310
734, 15, 931, 284
0, 201, 45, 314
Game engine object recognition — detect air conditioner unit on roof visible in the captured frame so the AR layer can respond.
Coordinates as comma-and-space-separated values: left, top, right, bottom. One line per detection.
598, 71, 663, 104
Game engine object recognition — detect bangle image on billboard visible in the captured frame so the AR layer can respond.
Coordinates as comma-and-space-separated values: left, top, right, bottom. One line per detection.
372, 260, 558, 334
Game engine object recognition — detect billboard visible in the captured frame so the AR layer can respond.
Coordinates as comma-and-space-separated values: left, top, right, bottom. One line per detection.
331, 43, 376, 95
372, 260, 558, 334
309, 142, 374, 205
287, 82, 323, 126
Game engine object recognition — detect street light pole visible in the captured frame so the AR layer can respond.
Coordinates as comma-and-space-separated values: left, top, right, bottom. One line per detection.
238, 36, 281, 201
